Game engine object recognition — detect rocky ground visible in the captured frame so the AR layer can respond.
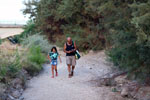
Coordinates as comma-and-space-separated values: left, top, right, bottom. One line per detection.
0, 69, 30, 100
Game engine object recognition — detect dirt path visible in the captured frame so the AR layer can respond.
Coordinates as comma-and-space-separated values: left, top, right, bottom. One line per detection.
22, 51, 127, 100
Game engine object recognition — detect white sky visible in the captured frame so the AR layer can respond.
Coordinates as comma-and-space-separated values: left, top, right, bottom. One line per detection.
0, 0, 29, 24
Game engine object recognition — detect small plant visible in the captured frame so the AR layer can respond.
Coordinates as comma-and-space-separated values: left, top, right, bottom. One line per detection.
22, 45, 46, 75
28, 46, 46, 65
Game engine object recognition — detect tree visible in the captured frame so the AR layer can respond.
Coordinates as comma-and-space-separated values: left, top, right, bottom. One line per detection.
23, 0, 105, 50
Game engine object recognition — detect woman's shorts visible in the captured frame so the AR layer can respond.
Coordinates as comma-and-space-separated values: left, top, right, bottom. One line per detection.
51, 60, 57, 66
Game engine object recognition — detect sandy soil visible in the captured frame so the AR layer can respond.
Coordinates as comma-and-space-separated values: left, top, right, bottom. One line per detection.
0, 28, 23, 39
22, 51, 128, 100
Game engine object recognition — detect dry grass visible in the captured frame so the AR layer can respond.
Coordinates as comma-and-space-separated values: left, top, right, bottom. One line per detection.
0, 40, 24, 51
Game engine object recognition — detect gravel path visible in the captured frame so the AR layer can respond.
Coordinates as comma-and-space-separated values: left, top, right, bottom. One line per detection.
22, 51, 126, 100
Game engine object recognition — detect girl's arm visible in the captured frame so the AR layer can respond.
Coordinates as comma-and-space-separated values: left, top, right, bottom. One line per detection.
58, 55, 62, 63
47, 55, 51, 62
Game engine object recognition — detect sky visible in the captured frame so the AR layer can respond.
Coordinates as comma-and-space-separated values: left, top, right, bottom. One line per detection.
0, 0, 29, 24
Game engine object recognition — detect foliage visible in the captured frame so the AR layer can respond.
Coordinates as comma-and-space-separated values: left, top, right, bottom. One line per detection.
23, 0, 150, 80
23, 0, 105, 51
0, 41, 46, 82
21, 34, 52, 54
22, 46, 46, 75
0, 19, 51, 83
0, 49, 21, 81
28, 46, 45, 65
13, 20, 36, 43
107, 0, 150, 80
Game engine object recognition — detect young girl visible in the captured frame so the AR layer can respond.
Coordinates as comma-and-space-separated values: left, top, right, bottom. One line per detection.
47, 46, 62, 78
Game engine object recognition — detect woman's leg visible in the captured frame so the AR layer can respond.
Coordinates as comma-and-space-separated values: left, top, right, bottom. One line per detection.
54, 65, 58, 76
51, 65, 54, 78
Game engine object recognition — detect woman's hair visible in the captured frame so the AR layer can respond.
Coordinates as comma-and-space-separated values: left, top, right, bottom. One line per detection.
51, 46, 58, 53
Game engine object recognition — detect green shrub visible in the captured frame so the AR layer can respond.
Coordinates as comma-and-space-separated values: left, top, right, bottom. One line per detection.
107, 1, 150, 81
22, 46, 46, 75
13, 20, 36, 43
0, 50, 21, 81
0, 41, 47, 81
28, 46, 46, 65
21, 34, 52, 54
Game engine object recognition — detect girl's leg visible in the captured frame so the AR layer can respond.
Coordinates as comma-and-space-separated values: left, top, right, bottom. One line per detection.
54, 65, 58, 76
51, 65, 54, 78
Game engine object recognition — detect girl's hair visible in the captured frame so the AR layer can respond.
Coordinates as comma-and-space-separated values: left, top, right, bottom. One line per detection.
51, 46, 58, 53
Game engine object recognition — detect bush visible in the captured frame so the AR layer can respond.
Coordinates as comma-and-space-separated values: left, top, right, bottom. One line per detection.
0, 49, 21, 81
21, 46, 46, 75
107, 1, 150, 81
0, 40, 47, 81
108, 29, 150, 81
13, 20, 36, 43
28, 46, 46, 65
21, 34, 52, 54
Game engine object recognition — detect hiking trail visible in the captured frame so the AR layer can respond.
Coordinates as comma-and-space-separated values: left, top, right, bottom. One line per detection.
22, 50, 127, 100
